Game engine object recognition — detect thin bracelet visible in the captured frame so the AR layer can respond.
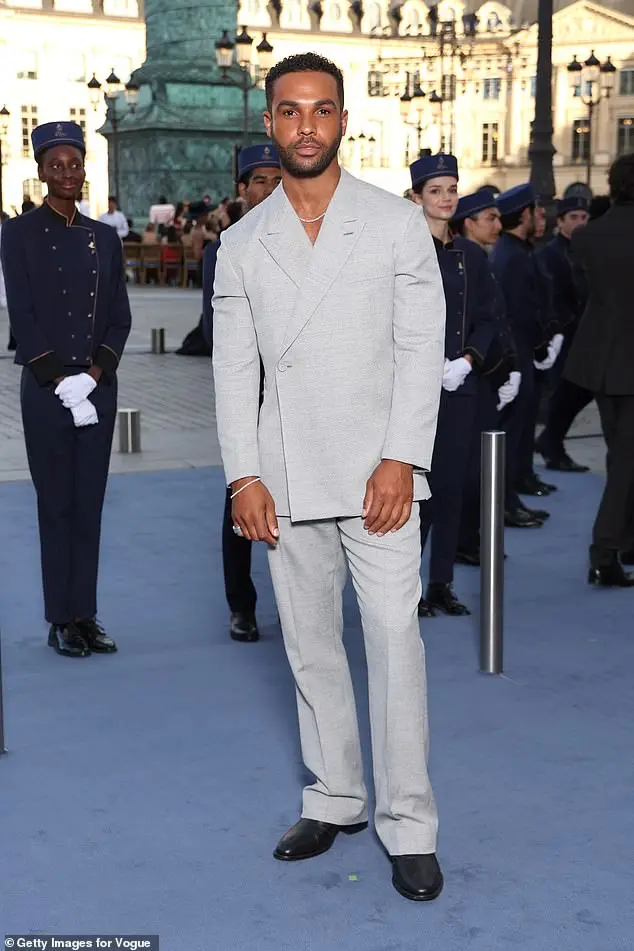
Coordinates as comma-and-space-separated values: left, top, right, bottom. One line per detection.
230, 477, 261, 500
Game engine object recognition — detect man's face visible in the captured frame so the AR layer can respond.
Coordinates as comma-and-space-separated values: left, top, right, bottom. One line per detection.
239, 165, 282, 210
521, 205, 536, 238
414, 176, 459, 222
264, 70, 348, 179
533, 203, 546, 238
38, 145, 85, 201
466, 207, 501, 247
559, 209, 589, 239
108, 198, 117, 213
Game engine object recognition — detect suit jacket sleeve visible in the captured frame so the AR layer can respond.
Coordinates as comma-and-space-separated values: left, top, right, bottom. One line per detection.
93, 233, 132, 378
0, 220, 65, 384
497, 253, 550, 351
212, 234, 261, 485
202, 241, 219, 349
463, 247, 496, 367
381, 206, 445, 472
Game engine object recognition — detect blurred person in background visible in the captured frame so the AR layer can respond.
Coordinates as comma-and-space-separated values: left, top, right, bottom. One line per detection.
99, 196, 129, 240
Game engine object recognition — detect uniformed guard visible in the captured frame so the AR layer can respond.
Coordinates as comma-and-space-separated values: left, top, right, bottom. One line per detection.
0, 121, 131, 658
203, 143, 282, 642
535, 195, 592, 472
490, 184, 562, 521
410, 154, 495, 615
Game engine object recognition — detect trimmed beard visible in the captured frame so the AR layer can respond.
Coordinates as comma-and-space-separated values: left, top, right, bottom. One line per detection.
270, 125, 343, 179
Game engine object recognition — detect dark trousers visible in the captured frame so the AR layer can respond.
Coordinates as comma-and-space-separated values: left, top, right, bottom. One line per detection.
500, 360, 535, 510
517, 367, 545, 485
459, 380, 500, 554
539, 377, 594, 460
590, 394, 634, 565
20, 368, 117, 624
222, 488, 256, 614
420, 390, 477, 584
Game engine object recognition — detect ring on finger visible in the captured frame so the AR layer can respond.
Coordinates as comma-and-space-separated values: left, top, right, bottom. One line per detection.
232, 524, 243, 537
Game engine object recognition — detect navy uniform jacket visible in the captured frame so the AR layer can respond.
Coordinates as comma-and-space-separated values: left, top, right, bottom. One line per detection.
0, 202, 131, 385
201, 239, 220, 350
489, 232, 551, 365
433, 235, 496, 396
537, 233, 587, 336
479, 264, 518, 389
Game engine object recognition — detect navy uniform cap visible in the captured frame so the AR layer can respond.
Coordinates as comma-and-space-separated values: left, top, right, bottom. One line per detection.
454, 188, 497, 221
556, 195, 590, 217
32, 121, 86, 161
237, 143, 280, 181
497, 183, 535, 216
409, 153, 459, 189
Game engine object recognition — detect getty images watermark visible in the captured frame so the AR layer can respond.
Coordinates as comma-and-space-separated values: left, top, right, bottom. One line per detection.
5, 939, 158, 950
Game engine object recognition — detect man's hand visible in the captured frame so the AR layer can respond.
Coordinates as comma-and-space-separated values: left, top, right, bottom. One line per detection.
231, 476, 279, 545
362, 460, 414, 536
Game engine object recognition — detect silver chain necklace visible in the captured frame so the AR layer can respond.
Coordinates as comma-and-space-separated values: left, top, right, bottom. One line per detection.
297, 211, 327, 223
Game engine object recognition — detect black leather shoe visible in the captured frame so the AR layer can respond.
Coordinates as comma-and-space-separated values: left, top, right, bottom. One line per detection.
76, 618, 118, 653
505, 508, 543, 529
273, 817, 367, 861
48, 623, 90, 658
425, 582, 470, 616
545, 454, 589, 473
518, 501, 550, 521
620, 548, 634, 565
417, 598, 436, 618
588, 563, 634, 587
391, 853, 444, 902
515, 476, 552, 497
229, 611, 259, 642
455, 549, 480, 567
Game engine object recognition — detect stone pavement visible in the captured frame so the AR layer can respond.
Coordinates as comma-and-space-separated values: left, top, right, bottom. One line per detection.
0, 285, 606, 482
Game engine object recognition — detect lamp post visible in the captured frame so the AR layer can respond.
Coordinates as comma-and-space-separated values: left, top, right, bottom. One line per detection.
528, 0, 556, 215
400, 80, 428, 164
88, 69, 140, 203
0, 106, 9, 214
567, 50, 616, 185
215, 27, 274, 149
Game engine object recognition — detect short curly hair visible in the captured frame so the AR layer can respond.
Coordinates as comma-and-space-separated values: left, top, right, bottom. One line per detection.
608, 153, 634, 204
265, 52, 345, 112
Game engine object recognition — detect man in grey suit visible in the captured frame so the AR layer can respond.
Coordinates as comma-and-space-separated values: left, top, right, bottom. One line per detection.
212, 53, 446, 901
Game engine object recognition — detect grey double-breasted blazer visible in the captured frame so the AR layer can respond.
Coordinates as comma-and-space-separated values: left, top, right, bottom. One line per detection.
212, 169, 446, 522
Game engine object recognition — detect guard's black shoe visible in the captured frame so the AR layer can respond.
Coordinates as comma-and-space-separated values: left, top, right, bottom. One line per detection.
588, 562, 634, 587
518, 501, 550, 521
76, 618, 118, 653
505, 508, 544, 529
391, 854, 444, 902
425, 582, 471, 616
273, 818, 367, 861
455, 548, 480, 567
229, 611, 259, 642
545, 454, 589, 473
515, 475, 552, 497
48, 623, 90, 658
620, 548, 634, 566
417, 598, 436, 618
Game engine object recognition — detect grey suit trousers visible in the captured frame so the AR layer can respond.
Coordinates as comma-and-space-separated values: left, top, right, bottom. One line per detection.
267, 505, 438, 856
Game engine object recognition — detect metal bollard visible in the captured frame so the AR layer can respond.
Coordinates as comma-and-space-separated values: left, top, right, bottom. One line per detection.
151, 328, 166, 354
118, 408, 142, 453
0, 629, 6, 755
480, 430, 505, 674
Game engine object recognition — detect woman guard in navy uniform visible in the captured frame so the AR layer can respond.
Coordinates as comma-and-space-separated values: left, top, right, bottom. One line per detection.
0, 121, 131, 658
410, 154, 495, 616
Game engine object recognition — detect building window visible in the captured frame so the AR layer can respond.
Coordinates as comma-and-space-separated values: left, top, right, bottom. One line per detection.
619, 69, 634, 95
483, 78, 501, 100
367, 70, 384, 97
22, 179, 43, 203
617, 117, 634, 154
530, 76, 536, 97
572, 118, 590, 162
16, 51, 38, 81
482, 122, 499, 163
486, 12, 501, 30
70, 107, 87, 138
21, 106, 38, 158
441, 74, 457, 101
573, 80, 593, 98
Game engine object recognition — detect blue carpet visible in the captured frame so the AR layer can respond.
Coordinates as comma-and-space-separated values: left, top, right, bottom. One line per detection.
0, 466, 632, 950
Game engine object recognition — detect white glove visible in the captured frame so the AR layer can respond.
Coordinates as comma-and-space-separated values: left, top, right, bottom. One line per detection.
55, 372, 97, 409
497, 370, 522, 411
550, 333, 564, 359
70, 399, 98, 428
442, 357, 472, 392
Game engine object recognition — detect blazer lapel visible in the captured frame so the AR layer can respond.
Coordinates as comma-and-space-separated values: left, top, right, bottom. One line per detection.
279, 170, 365, 358
258, 186, 311, 289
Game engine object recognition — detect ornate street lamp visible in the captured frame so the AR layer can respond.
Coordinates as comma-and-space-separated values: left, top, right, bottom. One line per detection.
215, 27, 275, 148
87, 69, 139, 203
567, 50, 616, 185
0, 105, 10, 213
